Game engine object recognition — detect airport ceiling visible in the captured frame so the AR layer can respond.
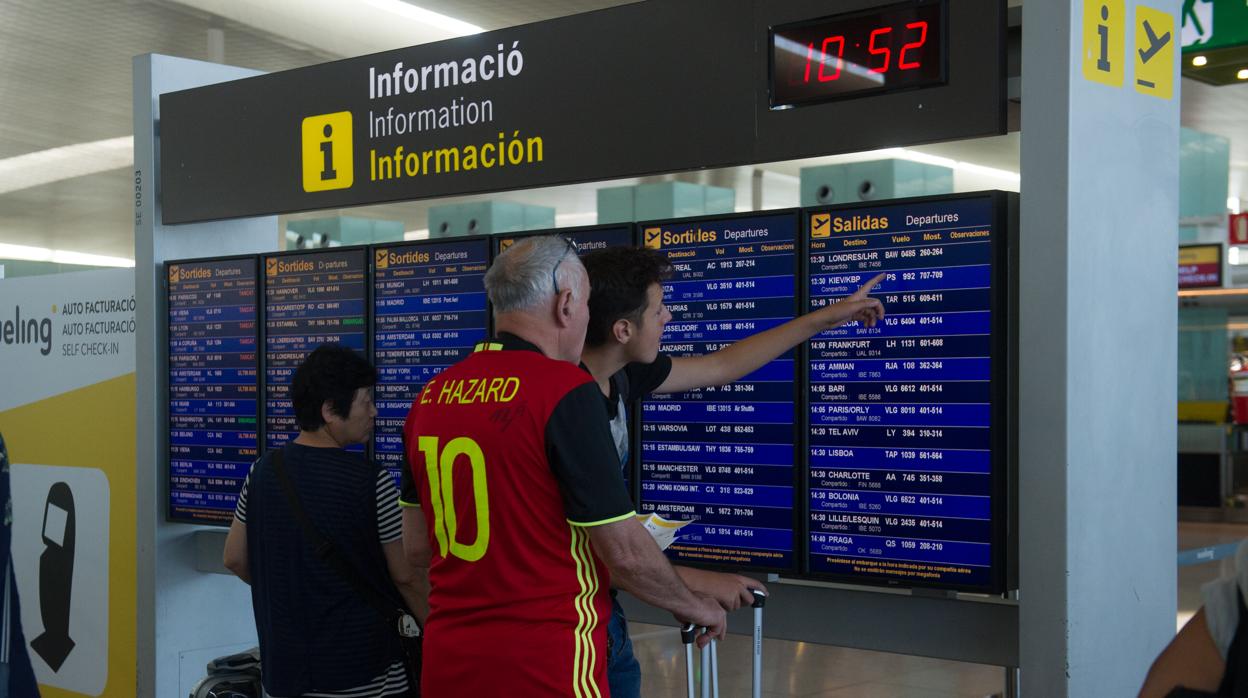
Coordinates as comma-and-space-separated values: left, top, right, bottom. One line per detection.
0, 0, 1243, 264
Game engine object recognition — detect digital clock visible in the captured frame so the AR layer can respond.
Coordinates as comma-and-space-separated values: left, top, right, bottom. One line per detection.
770, 0, 946, 108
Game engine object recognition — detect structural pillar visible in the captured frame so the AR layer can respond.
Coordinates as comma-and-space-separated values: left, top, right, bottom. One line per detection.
1019, 1, 1180, 693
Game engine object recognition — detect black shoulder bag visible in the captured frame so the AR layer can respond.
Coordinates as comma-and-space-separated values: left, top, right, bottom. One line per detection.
269, 448, 423, 695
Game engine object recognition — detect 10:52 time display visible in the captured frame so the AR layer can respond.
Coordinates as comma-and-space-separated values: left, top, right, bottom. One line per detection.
770, 1, 946, 108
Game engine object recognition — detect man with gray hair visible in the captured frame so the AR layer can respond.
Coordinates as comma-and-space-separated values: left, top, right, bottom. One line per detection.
400, 236, 725, 697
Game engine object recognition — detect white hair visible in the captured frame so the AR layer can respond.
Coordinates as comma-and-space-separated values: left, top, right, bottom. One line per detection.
484, 235, 585, 313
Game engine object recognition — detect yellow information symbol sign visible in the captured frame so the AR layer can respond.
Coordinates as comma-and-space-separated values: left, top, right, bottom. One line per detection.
1082, 0, 1125, 87
301, 112, 354, 192
643, 227, 663, 250
1134, 6, 1174, 99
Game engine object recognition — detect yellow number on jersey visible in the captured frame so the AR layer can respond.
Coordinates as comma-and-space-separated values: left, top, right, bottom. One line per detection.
418, 436, 490, 562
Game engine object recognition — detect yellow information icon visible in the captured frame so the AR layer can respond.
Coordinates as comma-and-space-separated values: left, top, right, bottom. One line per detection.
301, 112, 354, 192
1082, 0, 1125, 87
1134, 6, 1174, 99
643, 227, 663, 250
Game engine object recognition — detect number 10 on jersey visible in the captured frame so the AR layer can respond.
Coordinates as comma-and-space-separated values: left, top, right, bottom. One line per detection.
418, 436, 490, 562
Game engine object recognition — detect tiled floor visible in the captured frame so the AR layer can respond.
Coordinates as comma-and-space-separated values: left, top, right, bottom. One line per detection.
625, 521, 1248, 697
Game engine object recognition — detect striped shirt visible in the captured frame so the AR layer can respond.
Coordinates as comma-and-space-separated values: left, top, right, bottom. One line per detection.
237, 462, 408, 697
234, 467, 402, 544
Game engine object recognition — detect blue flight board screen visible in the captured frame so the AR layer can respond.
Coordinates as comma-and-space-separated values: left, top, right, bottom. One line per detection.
167, 257, 259, 525
806, 194, 1006, 592
494, 226, 635, 258
372, 239, 490, 483
638, 212, 799, 572
264, 249, 369, 451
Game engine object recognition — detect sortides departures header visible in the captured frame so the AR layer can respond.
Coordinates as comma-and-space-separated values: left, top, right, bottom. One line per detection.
159, 0, 1004, 224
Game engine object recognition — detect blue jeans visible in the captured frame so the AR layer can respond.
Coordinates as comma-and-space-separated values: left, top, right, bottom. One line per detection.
607, 595, 641, 698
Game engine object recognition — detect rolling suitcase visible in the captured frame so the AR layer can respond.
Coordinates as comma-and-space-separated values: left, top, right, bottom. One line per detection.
188, 647, 261, 698
681, 590, 766, 698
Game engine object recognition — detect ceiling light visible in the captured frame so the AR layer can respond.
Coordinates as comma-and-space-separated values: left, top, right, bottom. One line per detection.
1192, 55, 1208, 67
0, 136, 133, 196
1239, 69, 1248, 80
359, 0, 482, 34
0, 242, 133, 267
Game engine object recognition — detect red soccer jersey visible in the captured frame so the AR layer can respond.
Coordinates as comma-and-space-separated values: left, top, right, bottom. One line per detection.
403, 335, 633, 698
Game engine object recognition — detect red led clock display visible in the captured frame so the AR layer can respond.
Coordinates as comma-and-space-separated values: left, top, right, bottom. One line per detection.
771, 1, 946, 108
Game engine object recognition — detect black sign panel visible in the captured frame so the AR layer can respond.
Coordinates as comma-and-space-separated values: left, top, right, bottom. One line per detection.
804, 192, 1011, 592
638, 212, 800, 573
264, 249, 369, 451
166, 257, 259, 525
372, 238, 491, 482
159, 0, 1003, 224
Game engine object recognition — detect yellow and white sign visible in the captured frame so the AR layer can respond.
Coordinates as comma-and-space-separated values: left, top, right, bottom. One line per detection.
0, 269, 136, 697
1083, 0, 1126, 87
1134, 5, 1175, 99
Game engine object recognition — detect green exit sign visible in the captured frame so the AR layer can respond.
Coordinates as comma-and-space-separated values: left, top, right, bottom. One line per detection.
1182, 1, 1248, 84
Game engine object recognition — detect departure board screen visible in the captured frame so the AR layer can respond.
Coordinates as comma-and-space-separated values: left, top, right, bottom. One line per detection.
494, 225, 634, 258
638, 212, 799, 572
373, 239, 490, 482
806, 193, 1008, 592
167, 257, 259, 525
264, 249, 369, 450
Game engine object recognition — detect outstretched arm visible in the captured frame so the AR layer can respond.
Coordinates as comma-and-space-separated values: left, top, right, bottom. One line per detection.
656, 273, 885, 394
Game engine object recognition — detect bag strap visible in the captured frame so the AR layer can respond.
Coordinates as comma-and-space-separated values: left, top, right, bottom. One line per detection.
269, 447, 420, 637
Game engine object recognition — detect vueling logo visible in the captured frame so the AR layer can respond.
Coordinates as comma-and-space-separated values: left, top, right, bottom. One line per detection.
302, 112, 354, 192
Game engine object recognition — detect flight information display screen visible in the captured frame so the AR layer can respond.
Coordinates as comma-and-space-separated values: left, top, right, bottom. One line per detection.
493, 225, 635, 258
264, 249, 369, 450
167, 257, 259, 525
805, 193, 1007, 592
638, 212, 799, 572
373, 239, 490, 482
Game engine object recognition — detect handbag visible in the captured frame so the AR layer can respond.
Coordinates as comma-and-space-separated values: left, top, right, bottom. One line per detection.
270, 447, 423, 695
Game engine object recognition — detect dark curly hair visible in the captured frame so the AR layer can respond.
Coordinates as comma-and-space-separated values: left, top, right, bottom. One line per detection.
581, 247, 673, 348
291, 344, 377, 431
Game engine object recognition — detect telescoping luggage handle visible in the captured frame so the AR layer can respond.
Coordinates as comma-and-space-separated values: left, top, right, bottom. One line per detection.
681, 590, 766, 698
